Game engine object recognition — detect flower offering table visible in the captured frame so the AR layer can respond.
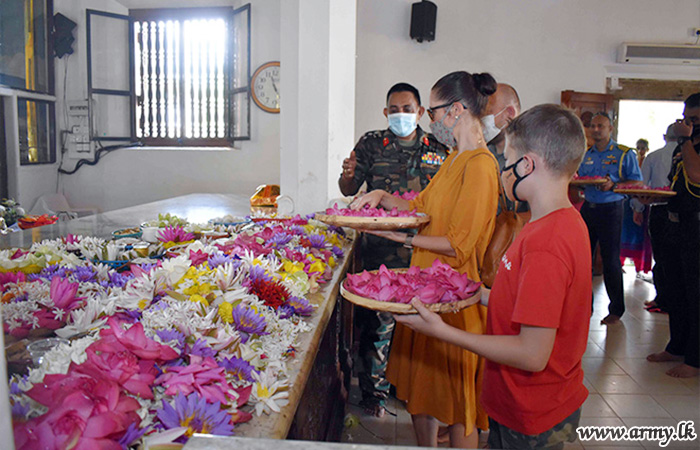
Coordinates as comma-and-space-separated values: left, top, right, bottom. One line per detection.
2, 193, 358, 447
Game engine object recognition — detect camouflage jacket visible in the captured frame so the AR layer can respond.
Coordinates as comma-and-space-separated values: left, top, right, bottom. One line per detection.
345, 126, 449, 194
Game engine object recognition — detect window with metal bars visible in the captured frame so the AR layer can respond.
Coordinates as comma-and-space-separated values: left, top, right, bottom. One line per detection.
130, 6, 250, 146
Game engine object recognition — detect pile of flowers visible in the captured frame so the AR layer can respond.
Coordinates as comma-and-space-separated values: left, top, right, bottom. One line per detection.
325, 203, 421, 218
344, 259, 480, 304
571, 175, 606, 181
2, 214, 347, 448
615, 183, 672, 191
392, 191, 419, 201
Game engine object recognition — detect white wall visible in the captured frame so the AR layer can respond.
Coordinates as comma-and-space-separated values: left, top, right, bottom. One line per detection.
279, 0, 356, 214
53, 0, 281, 212
355, 0, 700, 141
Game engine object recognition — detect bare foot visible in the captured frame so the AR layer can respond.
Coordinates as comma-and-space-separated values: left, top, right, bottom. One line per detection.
360, 400, 386, 418
601, 314, 620, 325
647, 351, 683, 362
666, 364, 699, 378
437, 425, 449, 444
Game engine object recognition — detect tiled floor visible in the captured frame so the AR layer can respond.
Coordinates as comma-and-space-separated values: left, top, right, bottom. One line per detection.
341, 268, 700, 449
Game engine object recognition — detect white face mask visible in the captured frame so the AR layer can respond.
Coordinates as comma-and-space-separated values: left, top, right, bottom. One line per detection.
481, 107, 508, 143
388, 113, 418, 137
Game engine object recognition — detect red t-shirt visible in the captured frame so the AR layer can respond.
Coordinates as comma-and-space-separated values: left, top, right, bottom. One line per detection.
481, 207, 591, 435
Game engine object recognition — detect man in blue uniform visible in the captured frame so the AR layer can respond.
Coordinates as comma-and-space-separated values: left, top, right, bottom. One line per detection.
577, 113, 642, 325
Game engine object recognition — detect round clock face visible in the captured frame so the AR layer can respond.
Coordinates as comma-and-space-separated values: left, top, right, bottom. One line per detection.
252, 62, 280, 113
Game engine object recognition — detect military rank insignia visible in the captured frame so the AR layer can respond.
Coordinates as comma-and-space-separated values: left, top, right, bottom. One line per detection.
422, 152, 444, 165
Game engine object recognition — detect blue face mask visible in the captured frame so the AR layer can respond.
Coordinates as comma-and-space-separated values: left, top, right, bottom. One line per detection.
388, 113, 418, 137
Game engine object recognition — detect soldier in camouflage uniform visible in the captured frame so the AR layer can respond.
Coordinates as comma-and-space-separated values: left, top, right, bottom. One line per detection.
339, 83, 448, 416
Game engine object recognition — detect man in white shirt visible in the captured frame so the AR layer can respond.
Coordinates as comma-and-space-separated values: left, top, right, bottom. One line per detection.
631, 123, 677, 312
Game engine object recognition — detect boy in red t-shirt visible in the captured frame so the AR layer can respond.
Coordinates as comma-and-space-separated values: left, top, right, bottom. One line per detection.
396, 104, 592, 449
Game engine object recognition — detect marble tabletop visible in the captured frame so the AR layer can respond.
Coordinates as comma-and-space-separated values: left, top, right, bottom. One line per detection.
183, 435, 432, 450
1, 193, 254, 249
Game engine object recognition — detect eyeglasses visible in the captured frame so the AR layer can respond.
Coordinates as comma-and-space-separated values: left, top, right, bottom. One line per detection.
427, 102, 453, 121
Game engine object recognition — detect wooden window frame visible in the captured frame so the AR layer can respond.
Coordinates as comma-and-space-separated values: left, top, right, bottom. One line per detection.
129, 6, 251, 147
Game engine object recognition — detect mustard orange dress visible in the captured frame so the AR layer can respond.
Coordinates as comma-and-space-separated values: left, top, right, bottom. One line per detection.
386, 148, 499, 435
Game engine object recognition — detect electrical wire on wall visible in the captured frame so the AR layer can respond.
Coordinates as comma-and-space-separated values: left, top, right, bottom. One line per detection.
57, 141, 141, 175
56, 54, 141, 176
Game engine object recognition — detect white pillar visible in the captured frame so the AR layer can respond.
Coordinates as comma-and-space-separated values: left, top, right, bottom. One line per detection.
280, 0, 356, 215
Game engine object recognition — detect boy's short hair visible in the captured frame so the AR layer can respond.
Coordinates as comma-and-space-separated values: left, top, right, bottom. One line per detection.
505, 104, 586, 177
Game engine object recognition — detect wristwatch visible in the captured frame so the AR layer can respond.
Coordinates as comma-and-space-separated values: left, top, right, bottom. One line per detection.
677, 136, 691, 146
404, 232, 415, 249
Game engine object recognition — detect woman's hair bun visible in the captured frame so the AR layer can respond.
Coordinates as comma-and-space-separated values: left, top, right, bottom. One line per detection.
473, 73, 497, 97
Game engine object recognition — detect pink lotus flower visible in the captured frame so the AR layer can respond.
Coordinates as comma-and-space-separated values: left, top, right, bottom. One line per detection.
50, 275, 85, 311
189, 249, 209, 266
344, 259, 480, 304
231, 234, 270, 256
17, 373, 140, 450
73, 347, 158, 399
157, 226, 195, 243
155, 355, 236, 405
97, 317, 179, 362
325, 203, 421, 218
0, 271, 25, 290
392, 190, 420, 201
10, 248, 28, 260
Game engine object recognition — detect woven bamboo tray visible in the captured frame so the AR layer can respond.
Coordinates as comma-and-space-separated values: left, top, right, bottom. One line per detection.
340, 271, 481, 314
613, 188, 676, 198
570, 178, 608, 187
315, 213, 430, 230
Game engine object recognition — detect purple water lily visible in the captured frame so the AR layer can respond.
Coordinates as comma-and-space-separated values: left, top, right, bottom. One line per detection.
307, 234, 327, 249
71, 266, 98, 283
156, 392, 234, 440
266, 232, 293, 248
287, 225, 306, 236
331, 245, 344, 258
220, 356, 256, 382
189, 338, 216, 358
207, 253, 233, 269
156, 329, 186, 353
283, 296, 314, 316
118, 422, 147, 450
231, 305, 268, 343
108, 271, 134, 288
246, 265, 272, 283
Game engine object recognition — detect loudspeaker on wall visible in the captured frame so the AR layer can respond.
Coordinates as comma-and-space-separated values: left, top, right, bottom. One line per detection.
54, 13, 77, 58
410, 0, 437, 43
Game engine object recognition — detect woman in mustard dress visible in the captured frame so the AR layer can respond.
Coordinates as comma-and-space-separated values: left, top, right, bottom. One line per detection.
352, 71, 500, 448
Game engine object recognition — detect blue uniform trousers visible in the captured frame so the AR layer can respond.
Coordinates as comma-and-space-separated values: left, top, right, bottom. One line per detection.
581, 200, 625, 317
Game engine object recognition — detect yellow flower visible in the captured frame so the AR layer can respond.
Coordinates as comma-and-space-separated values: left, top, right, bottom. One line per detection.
138, 298, 149, 310
328, 256, 336, 268
308, 260, 325, 274
283, 260, 304, 274
218, 302, 233, 323
327, 233, 341, 247
189, 294, 209, 306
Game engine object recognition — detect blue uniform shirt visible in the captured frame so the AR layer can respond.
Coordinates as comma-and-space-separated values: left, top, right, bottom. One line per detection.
578, 139, 643, 204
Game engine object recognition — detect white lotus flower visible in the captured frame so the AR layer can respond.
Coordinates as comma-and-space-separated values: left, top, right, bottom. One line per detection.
251, 369, 290, 416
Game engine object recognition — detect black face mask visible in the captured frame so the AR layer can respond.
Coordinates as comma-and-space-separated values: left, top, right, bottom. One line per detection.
501, 157, 534, 203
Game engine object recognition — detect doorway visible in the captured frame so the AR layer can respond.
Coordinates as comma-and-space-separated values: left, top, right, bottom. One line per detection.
617, 99, 685, 151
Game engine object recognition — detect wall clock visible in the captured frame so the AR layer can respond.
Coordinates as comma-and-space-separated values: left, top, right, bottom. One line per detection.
251, 61, 280, 113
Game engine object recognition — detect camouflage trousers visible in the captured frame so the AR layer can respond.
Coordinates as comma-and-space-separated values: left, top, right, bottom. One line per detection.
487, 407, 582, 450
356, 234, 410, 408
357, 308, 395, 408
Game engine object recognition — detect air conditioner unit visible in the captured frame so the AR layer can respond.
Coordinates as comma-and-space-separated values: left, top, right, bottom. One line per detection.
618, 43, 700, 65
